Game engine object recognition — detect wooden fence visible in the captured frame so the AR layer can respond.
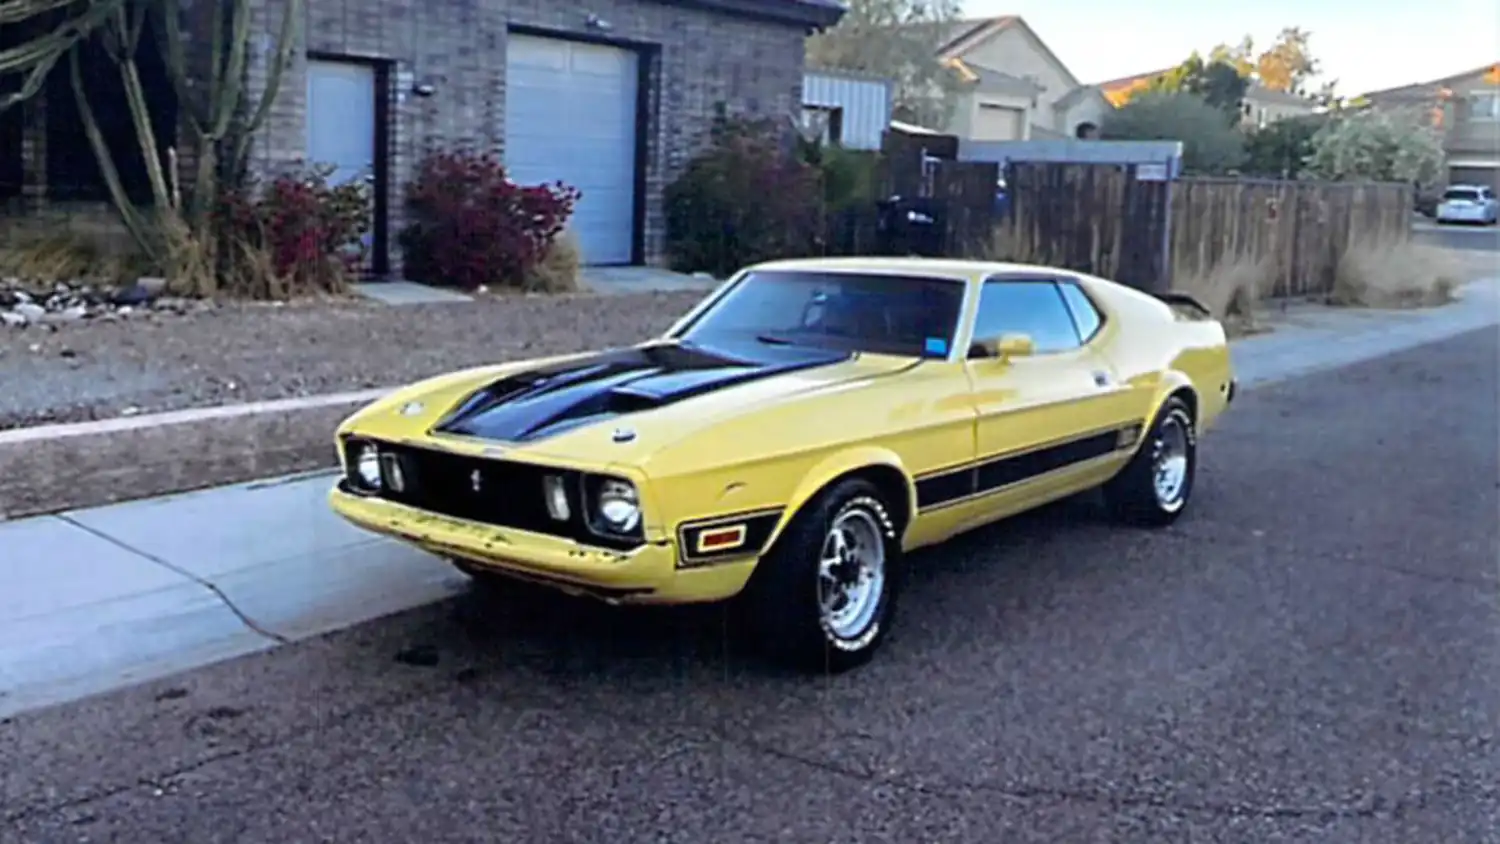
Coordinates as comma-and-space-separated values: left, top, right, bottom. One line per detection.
994, 162, 1172, 293
868, 129, 998, 258
1169, 178, 1412, 298
992, 163, 1414, 298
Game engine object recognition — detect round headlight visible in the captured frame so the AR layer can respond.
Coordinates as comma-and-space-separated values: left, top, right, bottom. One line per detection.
595, 478, 640, 533
354, 443, 382, 489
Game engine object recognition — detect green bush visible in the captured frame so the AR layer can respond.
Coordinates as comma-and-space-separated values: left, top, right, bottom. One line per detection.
1101, 91, 1247, 175
664, 110, 823, 278
796, 138, 882, 214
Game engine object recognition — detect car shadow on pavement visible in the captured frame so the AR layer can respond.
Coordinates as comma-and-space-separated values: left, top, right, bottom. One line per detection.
382, 490, 1123, 686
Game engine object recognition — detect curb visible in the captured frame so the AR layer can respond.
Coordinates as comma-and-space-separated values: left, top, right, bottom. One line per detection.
0, 387, 390, 446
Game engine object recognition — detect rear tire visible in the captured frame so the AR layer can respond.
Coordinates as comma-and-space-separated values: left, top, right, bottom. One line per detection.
1103, 395, 1197, 527
742, 478, 904, 674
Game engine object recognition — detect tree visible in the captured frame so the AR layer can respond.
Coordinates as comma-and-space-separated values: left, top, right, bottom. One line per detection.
806, 0, 963, 129
1101, 91, 1247, 175
1303, 108, 1446, 188
1312, 79, 1341, 109
1243, 114, 1330, 179
1256, 27, 1319, 93
1145, 52, 1249, 123
1, 0, 303, 294
1208, 36, 1256, 78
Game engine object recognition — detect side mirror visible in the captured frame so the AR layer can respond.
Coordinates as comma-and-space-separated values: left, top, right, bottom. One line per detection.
971, 332, 1035, 361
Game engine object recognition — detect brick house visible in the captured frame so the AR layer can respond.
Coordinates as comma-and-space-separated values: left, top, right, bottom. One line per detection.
1, 0, 844, 276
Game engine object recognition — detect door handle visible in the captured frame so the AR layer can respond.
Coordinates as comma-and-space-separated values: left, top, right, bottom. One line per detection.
1092, 371, 1111, 388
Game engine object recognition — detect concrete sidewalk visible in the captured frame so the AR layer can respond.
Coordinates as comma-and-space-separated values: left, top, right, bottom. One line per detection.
3, 281, 1497, 720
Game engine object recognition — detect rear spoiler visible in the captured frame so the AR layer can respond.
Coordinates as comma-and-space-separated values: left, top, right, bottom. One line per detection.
1151, 291, 1214, 319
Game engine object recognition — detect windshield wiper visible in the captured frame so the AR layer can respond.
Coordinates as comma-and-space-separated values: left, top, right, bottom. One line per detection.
755, 333, 795, 346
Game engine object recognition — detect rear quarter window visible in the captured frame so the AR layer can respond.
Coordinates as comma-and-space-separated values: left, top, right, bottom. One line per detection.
1057, 282, 1103, 342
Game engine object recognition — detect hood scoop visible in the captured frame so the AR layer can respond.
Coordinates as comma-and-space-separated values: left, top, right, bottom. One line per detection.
432, 340, 851, 443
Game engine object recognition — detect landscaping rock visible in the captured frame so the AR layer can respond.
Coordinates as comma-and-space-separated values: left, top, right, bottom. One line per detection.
0, 277, 203, 329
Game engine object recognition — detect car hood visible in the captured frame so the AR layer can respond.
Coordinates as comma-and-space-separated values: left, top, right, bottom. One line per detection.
365, 339, 915, 466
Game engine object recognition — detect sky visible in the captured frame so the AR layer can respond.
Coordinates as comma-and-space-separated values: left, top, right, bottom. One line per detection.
963, 0, 1500, 95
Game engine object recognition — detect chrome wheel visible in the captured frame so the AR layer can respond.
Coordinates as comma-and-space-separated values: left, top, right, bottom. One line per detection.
817, 507, 887, 642
1152, 413, 1191, 511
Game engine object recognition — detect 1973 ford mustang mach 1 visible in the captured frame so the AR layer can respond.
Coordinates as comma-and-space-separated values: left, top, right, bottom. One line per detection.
329, 257, 1235, 672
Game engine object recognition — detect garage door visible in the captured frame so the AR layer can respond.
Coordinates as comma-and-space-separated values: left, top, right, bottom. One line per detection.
1449, 165, 1500, 192
505, 34, 639, 266
975, 103, 1025, 141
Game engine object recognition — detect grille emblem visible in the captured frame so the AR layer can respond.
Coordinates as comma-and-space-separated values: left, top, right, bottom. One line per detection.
469, 469, 483, 493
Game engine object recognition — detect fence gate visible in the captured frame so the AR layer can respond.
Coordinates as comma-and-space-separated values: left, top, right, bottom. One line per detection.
878, 129, 998, 259
998, 162, 1173, 292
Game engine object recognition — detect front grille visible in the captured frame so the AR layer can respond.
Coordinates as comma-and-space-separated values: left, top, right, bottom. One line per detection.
343, 439, 643, 550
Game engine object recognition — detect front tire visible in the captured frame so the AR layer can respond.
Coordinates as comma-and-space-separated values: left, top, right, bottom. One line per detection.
1103, 395, 1197, 527
742, 478, 903, 674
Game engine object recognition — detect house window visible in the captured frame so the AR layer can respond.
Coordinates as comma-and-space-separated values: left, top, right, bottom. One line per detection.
801, 105, 844, 145
1469, 93, 1500, 120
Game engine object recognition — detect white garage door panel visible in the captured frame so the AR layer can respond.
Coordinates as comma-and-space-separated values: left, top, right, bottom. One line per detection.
505, 34, 639, 266
306, 61, 375, 187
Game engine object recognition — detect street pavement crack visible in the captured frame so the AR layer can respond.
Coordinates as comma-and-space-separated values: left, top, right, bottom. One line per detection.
52, 513, 292, 646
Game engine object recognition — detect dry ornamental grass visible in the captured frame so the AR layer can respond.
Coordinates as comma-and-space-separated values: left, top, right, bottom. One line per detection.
1328, 238, 1464, 309
1169, 254, 1275, 338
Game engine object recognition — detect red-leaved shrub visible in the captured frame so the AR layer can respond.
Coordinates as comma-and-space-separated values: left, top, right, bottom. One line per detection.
399, 150, 581, 290
216, 165, 371, 296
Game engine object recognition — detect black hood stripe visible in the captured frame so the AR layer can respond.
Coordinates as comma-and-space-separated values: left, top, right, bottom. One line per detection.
432, 340, 853, 443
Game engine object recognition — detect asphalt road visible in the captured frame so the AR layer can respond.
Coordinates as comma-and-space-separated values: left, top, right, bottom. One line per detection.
3, 330, 1498, 844
1414, 221, 1500, 253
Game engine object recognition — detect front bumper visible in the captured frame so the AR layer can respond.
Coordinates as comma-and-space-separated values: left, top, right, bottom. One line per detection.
328, 484, 757, 604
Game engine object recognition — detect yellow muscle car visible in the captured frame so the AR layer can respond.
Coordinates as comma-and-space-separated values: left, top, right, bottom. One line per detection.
329, 257, 1236, 672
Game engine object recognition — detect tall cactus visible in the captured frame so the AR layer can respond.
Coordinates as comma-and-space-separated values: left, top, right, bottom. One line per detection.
1, 0, 303, 293
0, 0, 125, 112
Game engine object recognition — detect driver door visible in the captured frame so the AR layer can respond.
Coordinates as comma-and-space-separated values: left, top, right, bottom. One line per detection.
956, 276, 1141, 528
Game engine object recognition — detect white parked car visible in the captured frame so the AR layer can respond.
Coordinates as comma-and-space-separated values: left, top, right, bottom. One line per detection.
1435, 184, 1499, 225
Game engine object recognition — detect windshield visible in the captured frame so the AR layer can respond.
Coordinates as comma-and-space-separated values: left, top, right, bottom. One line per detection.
676, 270, 966, 359
1443, 188, 1481, 202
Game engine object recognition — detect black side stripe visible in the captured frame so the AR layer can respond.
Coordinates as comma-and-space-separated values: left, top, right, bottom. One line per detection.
915, 423, 1142, 512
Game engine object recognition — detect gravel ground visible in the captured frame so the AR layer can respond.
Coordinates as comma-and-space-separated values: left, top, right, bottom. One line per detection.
2, 330, 1496, 843
0, 291, 704, 429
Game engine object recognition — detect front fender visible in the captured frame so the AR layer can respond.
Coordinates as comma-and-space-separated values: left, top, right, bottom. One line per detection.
763, 445, 916, 550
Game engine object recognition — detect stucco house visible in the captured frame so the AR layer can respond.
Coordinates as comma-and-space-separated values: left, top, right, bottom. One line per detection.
923, 16, 1114, 142
1360, 63, 1500, 190
1, 0, 845, 274
1096, 68, 1321, 130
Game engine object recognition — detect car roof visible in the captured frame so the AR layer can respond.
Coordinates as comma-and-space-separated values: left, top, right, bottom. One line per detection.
1446, 184, 1489, 191
744, 256, 1082, 284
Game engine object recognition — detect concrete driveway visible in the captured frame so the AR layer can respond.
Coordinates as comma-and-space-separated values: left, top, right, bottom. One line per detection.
2, 328, 1496, 843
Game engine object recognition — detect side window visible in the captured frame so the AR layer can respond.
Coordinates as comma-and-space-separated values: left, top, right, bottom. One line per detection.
970, 280, 1082, 355
1057, 281, 1103, 342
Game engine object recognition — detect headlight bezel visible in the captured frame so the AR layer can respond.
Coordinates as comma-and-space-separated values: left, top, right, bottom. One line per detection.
346, 438, 383, 493
582, 473, 644, 540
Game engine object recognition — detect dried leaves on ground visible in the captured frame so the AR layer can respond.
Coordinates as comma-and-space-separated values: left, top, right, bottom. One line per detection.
0, 290, 703, 429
